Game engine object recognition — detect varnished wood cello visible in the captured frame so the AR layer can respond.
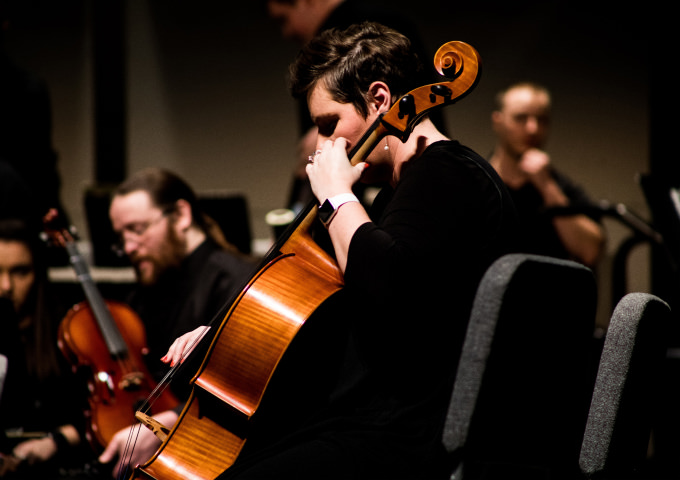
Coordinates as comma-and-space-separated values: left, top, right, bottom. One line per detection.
43, 210, 178, 451
128, 40, 481, 480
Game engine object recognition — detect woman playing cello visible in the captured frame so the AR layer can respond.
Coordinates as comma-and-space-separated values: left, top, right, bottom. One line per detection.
165, 21, 517, 480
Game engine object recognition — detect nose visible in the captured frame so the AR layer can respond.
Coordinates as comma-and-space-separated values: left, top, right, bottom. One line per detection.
116, 232, 143, 257
315, 135, 328, 148
525, 116, 540, 134
123, 237, 141, 256
0, 271, 11, 296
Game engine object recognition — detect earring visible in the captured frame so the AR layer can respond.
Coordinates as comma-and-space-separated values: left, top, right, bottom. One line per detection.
384, 139, 389, 151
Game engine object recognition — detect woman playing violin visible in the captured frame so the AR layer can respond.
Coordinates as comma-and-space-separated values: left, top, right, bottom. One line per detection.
166, 21, 517, 479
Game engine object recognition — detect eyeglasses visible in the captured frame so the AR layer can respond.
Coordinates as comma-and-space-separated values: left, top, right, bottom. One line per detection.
111, 210, 171, 257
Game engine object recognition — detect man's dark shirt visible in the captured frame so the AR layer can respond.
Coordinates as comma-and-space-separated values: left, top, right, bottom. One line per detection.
506, 169, 601, 261
128, 239, 254, 401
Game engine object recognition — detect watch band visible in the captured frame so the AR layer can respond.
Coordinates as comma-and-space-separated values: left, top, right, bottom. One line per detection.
318, 193, 360, 228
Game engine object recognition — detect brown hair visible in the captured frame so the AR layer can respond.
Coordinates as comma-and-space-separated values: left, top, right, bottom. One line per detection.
114, 167, 209, 233
289, 21, 423, 118
114, 168, 242, 253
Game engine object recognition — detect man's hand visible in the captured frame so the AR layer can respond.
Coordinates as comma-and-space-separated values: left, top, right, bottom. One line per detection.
518, 148, 551, 186
98, 409, 178, 478
11, 436, 57, 465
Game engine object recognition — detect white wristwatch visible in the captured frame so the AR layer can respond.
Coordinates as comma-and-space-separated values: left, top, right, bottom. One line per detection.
318, 193, 360, 228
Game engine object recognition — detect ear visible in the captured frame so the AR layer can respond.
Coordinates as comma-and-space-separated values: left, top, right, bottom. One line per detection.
172, 199, 194, 232
491, 110, 503, 133
367, 81, 392, 115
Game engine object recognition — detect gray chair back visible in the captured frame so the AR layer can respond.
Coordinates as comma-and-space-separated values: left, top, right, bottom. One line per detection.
443, 253, 598, 479
579, 292, 671, 479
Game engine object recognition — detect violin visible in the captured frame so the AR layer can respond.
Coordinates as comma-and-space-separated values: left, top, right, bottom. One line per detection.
43, 210, 178, 451
127, 40, 481, 480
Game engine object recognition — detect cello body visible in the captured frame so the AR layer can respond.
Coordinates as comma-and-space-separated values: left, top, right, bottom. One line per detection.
130, 40, 481, 480
132, 208, 343, 480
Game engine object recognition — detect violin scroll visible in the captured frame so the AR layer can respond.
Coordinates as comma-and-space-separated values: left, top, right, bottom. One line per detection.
42, 208, 79, 248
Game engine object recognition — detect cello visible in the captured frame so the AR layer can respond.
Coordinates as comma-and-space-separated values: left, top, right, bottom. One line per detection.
128, 40, 481, 480
43, 210, 178, 451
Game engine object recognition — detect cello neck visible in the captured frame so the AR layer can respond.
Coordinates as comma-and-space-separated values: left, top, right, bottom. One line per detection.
264, 116, 387, 259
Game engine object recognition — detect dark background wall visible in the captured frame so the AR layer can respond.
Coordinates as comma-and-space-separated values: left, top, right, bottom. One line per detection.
2, 0, 665, 322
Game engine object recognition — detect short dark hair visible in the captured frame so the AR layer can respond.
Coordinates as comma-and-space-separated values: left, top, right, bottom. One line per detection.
114, 167, 207, 232
494, 82, 551, 112
289, 21, 423, 118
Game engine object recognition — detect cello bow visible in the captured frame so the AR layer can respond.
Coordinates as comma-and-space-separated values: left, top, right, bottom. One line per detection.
129, 40, 481, 480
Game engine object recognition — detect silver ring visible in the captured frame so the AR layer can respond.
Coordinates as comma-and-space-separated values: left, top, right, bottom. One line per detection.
308, 149, 322, 164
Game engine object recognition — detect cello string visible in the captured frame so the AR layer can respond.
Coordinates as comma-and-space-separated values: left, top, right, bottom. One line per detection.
137, 280, 241, 412
121, 263, 251, 475
118, 327, 212, 478
118, 422, 143, 480
134, 324, 212, 414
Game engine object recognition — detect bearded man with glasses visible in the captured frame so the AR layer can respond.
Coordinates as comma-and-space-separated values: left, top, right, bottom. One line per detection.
99, 167, 255, 475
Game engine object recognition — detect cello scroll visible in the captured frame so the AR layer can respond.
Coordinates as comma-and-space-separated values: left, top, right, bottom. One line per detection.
381, 41, 481, 142
348, 40, 481, 166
